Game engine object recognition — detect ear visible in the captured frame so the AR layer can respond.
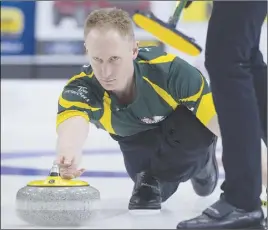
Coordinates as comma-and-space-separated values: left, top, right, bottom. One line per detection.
84, 43, 88, 54
132, 41, 139, 59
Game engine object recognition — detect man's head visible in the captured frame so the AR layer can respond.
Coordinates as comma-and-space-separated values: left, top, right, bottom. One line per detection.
84, 8, 139, 92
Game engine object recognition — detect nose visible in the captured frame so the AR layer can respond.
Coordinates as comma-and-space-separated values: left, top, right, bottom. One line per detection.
101, 64, 113, 79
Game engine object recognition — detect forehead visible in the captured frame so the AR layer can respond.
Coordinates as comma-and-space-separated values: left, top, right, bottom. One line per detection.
85, 28, 131, 56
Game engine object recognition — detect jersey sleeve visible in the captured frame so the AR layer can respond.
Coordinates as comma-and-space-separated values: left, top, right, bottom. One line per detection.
168, 57, 216, 126
56, 76, 101, 129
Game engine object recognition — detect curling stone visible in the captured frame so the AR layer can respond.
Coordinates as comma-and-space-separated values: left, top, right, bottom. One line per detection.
16, 164, 100, 227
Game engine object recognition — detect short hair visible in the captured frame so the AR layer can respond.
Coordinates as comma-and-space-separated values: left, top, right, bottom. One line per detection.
84, 8, 135, 40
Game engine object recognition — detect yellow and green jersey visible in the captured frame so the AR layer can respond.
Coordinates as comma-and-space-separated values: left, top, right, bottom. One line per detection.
57, 46, 216, 137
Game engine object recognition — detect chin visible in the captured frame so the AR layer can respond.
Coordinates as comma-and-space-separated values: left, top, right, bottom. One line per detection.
101, 83, 117, 91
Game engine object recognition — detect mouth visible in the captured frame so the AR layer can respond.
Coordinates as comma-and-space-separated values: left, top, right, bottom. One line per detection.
101, 79, 116, 83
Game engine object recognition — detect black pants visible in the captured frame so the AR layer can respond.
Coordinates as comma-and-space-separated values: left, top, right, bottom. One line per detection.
205, 1, 267, 211
111, 106, 218, 202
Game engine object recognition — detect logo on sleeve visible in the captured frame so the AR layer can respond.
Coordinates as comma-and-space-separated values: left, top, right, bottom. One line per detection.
65, 86, 91, 103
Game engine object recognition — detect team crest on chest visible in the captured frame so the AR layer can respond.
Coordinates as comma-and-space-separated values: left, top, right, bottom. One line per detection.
140, 116, 166, 124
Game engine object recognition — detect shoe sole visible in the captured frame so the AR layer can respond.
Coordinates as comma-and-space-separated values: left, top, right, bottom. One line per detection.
128, 203, 161, 215
128, 209, 161, 215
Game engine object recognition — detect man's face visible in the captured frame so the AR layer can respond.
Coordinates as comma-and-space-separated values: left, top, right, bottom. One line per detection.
85, 28, 138, 91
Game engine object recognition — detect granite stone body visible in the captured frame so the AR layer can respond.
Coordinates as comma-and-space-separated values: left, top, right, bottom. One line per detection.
16, 185, 100, 226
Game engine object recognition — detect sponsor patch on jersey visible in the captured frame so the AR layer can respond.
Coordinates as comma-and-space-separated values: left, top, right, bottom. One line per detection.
140, 116, 166, 124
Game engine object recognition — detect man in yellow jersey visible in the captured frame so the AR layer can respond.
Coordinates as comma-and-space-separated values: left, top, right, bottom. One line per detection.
54, 7, 221, 213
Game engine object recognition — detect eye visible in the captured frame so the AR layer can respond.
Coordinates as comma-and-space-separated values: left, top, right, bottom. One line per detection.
93, 57, 102, 63
110, 56, 120, 62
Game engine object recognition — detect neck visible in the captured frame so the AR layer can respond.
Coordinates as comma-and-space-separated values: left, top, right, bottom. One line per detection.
112, 69, 136, 105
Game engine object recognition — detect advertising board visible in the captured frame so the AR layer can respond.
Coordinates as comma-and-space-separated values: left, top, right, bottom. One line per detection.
1, 1, 36, 55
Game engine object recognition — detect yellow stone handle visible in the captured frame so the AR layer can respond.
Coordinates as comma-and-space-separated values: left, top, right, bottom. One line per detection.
27, 176, 89, 187
26, 164, 89, 187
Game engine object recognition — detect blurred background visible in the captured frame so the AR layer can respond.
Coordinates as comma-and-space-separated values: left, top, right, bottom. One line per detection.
1, 0, 267, 174
4, 1, 267, 79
